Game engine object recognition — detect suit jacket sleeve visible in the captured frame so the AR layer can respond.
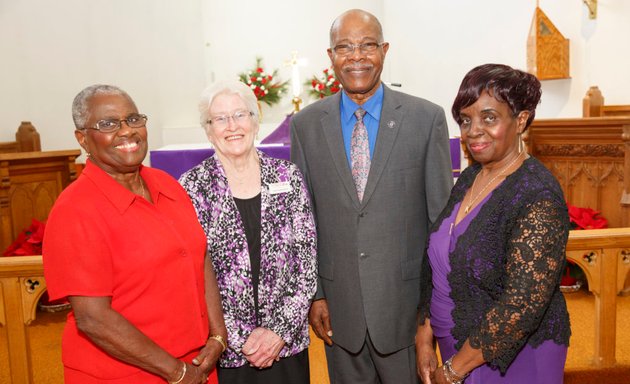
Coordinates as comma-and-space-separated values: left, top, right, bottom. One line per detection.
424, 106, 454, 226
418, 105, 453, 322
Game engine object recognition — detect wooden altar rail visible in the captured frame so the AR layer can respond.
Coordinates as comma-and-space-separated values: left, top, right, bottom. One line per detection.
566, 228, 630, 367
0, 256, 46, 384
1, 229, 629, 381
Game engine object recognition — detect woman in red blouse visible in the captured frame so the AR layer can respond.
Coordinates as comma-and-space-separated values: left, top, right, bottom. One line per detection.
43, 84, 226, 384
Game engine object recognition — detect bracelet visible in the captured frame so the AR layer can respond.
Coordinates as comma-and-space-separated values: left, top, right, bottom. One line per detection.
168, 361, 186, 384
443, 357, 469, 384
441, 364, 458, 384
208, 334, 227, 352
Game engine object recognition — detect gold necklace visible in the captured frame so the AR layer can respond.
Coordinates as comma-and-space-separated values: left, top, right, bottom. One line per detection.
464, 152, 524, 214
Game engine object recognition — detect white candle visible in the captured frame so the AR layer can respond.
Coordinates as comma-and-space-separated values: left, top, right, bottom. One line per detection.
292, 64, 301, 97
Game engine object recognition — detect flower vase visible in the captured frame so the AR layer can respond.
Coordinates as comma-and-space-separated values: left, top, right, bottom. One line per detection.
257, 101, 263, 123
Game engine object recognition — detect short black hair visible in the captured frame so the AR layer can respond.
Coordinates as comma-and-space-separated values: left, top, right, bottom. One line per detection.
452, 63, 542, 130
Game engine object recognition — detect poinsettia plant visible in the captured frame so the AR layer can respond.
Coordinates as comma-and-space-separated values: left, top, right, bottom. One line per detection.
238, 57, 288, 107
3, 219, 45, 256
3, 218, 70, 309
568, 203, 608, 229
305, 68, 342, 99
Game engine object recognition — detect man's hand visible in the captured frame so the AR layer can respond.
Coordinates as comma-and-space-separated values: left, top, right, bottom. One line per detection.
416, 342, 438, 383
309, 299, 333, 346
416, 320, 437, 383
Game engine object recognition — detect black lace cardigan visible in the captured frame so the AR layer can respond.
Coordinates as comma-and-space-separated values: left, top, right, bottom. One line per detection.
419, 157, 571, 372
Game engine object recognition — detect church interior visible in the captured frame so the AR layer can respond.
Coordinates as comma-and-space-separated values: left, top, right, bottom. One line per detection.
1, 0, 630, 383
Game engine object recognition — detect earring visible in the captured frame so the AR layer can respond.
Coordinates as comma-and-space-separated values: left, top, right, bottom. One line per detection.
518, 133, 524, 154
86, 152, 91, 158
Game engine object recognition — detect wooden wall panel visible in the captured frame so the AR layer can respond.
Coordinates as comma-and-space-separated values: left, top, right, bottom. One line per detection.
527, 117, 630, 228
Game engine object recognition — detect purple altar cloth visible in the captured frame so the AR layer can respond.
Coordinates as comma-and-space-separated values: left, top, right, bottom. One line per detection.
149, 144, 290, 180
449, 138, 461, 177
150, 138, 461, 180
260, 114, 292, 145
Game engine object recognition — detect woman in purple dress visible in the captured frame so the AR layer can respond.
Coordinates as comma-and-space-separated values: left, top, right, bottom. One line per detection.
415, 64, 571, 384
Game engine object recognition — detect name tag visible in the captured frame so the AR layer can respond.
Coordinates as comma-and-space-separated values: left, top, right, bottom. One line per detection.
268, 181, 292, 195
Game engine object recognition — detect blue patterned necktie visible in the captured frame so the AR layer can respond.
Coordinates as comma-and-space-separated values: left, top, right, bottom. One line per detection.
351, 108, 370, 201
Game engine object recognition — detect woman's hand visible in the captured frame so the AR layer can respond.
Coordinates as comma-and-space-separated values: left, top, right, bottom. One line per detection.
191, 337, 224, 377
415, 320, 437, 383
242, 327, 285, 369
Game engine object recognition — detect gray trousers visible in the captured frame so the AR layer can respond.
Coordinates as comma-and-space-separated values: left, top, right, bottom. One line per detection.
324, 332, 420, 384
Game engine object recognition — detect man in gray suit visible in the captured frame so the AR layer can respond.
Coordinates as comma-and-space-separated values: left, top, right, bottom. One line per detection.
290, 9, 453, 384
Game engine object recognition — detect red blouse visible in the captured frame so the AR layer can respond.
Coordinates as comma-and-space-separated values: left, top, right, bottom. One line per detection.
43, 161, 209, 381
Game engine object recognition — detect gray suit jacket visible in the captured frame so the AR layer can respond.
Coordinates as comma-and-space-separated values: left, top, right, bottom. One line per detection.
290, 85, 453, 354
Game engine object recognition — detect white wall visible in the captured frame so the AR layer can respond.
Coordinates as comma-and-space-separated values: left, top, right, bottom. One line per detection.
197, 0, 382, 141
385, 0, 630, 135
1, 0, 629, 152
0, 0, 207, 155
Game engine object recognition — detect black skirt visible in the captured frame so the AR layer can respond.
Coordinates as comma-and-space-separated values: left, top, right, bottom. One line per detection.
217, 349, 310, 384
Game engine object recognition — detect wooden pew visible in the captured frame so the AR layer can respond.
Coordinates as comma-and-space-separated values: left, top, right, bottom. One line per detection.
0, 122, 41, 153
0, 123, 82, 382
583, 86, 630, 118
0, 150, 81, 253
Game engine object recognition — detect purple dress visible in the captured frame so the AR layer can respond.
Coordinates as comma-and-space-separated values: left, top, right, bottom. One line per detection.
428, 195, 567, 384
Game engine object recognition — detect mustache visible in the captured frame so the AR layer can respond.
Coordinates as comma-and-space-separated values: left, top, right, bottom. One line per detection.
342, 64, 373, 72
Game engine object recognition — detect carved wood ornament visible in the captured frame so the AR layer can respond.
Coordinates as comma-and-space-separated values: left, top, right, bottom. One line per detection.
526, 6, 570, 80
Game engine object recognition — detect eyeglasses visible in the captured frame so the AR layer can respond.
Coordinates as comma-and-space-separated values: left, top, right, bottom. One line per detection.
332, 42, 385, 56
82, 114, 148, 133
207, 110, 254, 128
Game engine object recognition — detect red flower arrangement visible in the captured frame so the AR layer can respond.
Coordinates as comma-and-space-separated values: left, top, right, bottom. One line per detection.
305, 68, 342, 99
3, 219, 45, 256
568, 204, 608, 229
561, 203, 608, 289
238, 57, 288, 107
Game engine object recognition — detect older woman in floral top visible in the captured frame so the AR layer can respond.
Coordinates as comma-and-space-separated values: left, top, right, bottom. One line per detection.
179, 80, 317, 384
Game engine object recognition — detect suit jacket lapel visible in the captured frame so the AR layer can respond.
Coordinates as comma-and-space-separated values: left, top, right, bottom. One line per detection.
321, 93, 362, 209
362, 86, 403, 206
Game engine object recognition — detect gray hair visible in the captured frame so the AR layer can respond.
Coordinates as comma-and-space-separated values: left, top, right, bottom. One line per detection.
71, 84, 131, 129
329, 9, 384, 47
199, 80, 259, 127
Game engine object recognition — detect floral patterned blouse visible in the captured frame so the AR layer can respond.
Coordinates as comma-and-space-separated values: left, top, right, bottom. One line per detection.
179, 151, 317, 367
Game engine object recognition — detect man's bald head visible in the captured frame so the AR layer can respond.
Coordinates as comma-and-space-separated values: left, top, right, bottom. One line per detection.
329, 9, 384, 47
